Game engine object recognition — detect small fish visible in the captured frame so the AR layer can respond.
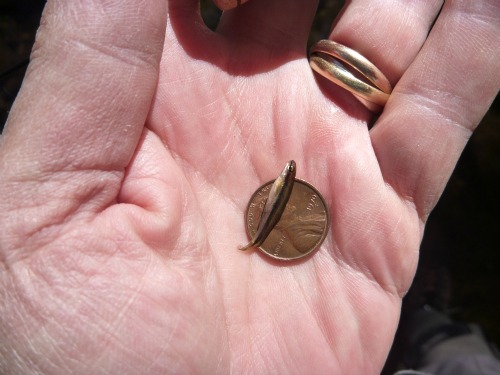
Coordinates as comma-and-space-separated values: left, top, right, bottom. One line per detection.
239, 160, 296, 250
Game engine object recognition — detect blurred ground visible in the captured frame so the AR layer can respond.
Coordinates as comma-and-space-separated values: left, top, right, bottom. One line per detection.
1, 0, 499, 371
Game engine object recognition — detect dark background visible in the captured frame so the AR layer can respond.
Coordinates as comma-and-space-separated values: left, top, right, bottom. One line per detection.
1, 0, 499, 371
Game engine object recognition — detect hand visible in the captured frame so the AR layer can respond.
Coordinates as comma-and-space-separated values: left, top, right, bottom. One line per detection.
1, 1, 498, 374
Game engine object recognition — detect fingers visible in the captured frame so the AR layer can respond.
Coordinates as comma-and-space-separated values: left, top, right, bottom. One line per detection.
1, 0, 167, 180
213, 0, 250, 11
370, 0, 500, 218
216, 0, 319, 52
329, 0, 443, 83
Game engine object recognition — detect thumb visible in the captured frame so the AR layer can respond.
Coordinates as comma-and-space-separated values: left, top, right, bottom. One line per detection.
0, 0, 167, 264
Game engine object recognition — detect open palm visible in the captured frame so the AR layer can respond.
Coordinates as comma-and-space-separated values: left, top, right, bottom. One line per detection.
1, 1, 498, 374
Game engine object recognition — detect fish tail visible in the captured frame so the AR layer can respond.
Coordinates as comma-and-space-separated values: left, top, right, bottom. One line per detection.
238, 242, 253, 251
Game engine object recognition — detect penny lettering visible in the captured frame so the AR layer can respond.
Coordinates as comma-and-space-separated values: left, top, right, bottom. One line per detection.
274, 235, 286, 256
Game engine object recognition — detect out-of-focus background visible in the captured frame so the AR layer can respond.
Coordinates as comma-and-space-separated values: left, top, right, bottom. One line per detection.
1, 0, 498, 372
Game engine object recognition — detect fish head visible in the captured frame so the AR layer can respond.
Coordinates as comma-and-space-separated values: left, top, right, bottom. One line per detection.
285, 160, 296, 178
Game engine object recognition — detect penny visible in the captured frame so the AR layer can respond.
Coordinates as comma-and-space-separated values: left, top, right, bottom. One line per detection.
244, 179, 329, 261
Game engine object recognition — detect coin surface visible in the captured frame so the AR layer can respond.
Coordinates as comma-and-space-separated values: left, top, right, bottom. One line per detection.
244, 179, 329, 261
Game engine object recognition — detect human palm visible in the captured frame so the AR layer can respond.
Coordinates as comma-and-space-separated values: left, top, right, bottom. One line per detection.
1, 1, 498, 374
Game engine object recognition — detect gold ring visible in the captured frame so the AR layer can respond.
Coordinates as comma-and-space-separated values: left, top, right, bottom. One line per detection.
309, 40, 392, 112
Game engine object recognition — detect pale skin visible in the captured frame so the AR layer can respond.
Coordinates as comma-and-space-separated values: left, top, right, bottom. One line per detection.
0, 0, 498, 374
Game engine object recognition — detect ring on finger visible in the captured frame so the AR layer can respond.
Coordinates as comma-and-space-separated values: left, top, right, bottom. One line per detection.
309, 40, 392, 112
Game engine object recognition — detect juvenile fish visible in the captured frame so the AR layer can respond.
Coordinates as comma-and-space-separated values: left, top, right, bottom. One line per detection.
239, 160, 296, 250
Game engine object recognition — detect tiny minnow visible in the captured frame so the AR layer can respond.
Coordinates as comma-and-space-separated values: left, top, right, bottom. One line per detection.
239, 160, 296, 250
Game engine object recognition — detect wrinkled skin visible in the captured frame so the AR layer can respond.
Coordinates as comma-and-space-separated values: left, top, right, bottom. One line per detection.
1, 0, 499, 374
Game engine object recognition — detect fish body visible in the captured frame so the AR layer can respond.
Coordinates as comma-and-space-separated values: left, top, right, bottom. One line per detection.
239, 160, 296, 250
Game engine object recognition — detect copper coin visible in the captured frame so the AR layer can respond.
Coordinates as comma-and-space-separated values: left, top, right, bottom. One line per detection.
244, 179, 329, 261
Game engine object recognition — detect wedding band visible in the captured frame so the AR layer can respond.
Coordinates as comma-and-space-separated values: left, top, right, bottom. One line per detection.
309, 40, 392, 112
